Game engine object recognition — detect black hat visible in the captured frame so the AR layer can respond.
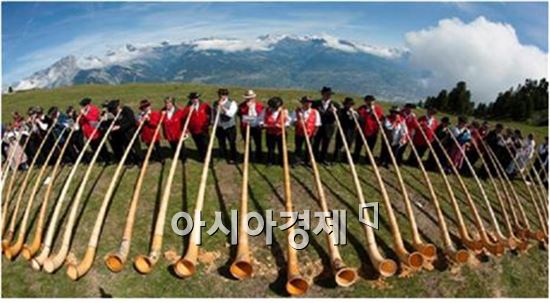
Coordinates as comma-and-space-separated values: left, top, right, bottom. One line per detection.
139, 99, 151, 110
27, 106, 35, 115
217, 88, 229, 96
320, 86, 333, 94
188, 92, 201, 99
343, 97, 354, 106
389, 106, 400, 114
364, 95, 375, 102
427, 107, 438, 114
404, 103, 417, 109
34, 106, 43, 114
299, 96, 313, 104
268, 96, 283, 109
458, 116, 468, 124
107, 99, 120, 112
79, 97, 92, 106
47, 106, 59, 117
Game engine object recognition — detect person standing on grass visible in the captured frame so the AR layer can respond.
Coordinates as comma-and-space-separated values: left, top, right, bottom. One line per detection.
379, 106, 408, 168
292, 96, 321, 166
333, 97, 357, 163
162, 96, 186, 163
531, 136, 548, 180
138, 99, 164, 163
445, 116, 471, 174
183, 92, 211, 162
238, 90, 264, 163
212, 88, 238, 164
106, 100, 143, 168
65, 105, 84, 164
407, 107, 439, 167
263, 97, 289, 166
353, 95, 384, 163
79, 97, 111, 164
312, 86, 341, 165
506, 133, 535, 178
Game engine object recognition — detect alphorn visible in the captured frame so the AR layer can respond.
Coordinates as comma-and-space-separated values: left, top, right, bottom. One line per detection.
134, 107, 195, 274
172, 107, 221, 278
297, 111, 358, 286
30, 113, 114, 270
66, 117, 146, 280
500, 138, 547, 237
4, 126, 67, 260
228, 122, 253, 280
431, 133, 504, 256
371, 111, 436, 262
44, 111, 133, 273
2, 124, 56, 251
402, 128, 469, 264
21, 116, 82, 260
526, 158, 548, 221
524, 159, 548, 225
446, 132, 512, 249
413, 122, 483, 253
105, 112, 166, 272
0, 131, 23, 189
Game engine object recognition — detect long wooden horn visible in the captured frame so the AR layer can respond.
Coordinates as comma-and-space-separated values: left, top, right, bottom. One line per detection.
402, 128, 469, 264
526, 158, 548, 221
4, 126, 67, 260
0, 131, 23, 189
297, 111, 358, 286
370, 111, 436, 262
412, 122, 483, 253
172, 107, 221, 278
2, 123, 56, 251
228, 123, 253, 280
21, 116, 82, 260
42, 110, 124, 273
134, 107, 195, 274
67, 115, 146, 280
105, 112, 166, 272
30, 113, 111, 270
431, 134, 504, 256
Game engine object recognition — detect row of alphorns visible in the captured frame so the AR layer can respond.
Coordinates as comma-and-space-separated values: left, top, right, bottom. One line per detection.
1, 102, 548, 296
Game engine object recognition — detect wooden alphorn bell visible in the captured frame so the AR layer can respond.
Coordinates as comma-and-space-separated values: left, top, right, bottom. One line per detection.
21, 115, 82, 260
172, 106, 221, 278
431, 134, 505, 256
402, 126, 469, 264
2, 123, 56, 252
67, 116, 146, 280
228, 122, 253, 280
4, 126, 67, 260
413, 122, 483, 253
370, 110, 436, 263
134, 107, 195, 274
105, 112, 166, 272
297, 111, 358, 286
43, 110, 129, 273
30, 112, 114, 270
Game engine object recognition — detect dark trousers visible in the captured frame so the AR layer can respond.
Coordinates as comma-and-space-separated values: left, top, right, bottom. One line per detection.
149, 141, 164, 162
240, 127, 263, 162
407, 144, 429, 167
111, 133, 143, 166
266, 133, 283, 165
216, 126, 237, 162
333, 128, 355, 162
313, 125, 335, 162
64, 130, 84, 164
90, 137, 111, 163
353, 133, 378, 163
380, 143, 406, 167
192, 133, 209, 161
169, 140, 186, 162
294, 135, 311, 164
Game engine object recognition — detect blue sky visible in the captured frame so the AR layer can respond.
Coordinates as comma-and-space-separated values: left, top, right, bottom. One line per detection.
2, 2, 548, 86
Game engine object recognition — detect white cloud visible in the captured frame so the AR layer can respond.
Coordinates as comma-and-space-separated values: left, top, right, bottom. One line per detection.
405, 16, 548, 103
191, 38, 271, 52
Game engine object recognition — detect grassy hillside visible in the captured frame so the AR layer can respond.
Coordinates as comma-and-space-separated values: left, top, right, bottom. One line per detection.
1, 83, 548, 298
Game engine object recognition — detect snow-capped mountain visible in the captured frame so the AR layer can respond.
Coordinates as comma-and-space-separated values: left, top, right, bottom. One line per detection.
10, 34, 425, 101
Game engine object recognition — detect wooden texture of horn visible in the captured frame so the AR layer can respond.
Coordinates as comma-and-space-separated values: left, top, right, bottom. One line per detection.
5, 126, 67, 260
42, 111, 124, 273
526, 159, 548, 222
229, 123, 253, 280
21, 116, 82, 260
66, 116, 145, 280
30, 114, 110, 270
371, 111, 435, 262
280, 108, 309, 296
173, 107, 221, 278
105, 113, 166, 273
2, 124, 56, 253
298, 112, 358, 286
1, 133, 32, 237
346, 113, 400, 275
413, 124, 483, 253
134, 107, 195, 274
430, 134, 504, 256
500, 138, 547, 236
447, 133, 510, 248
0, 131, 23, 189
403, 128, 468, 264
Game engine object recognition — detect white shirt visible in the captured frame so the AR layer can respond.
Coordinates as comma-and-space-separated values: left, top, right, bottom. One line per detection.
166, 107, 176, 120
322, 99, 332, 111
215, 98, 238, 129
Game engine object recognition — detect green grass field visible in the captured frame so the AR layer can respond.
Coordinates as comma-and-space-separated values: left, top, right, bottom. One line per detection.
1, 83, 548, 298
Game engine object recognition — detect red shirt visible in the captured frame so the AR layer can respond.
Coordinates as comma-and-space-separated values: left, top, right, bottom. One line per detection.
140, 111, 163, 144
357, 104, 384, 137
162, 107, 185, 142
411, 115, 439, 146
182, 102, 211, 135
295, 108, 318, 138
79, 105, 101, 140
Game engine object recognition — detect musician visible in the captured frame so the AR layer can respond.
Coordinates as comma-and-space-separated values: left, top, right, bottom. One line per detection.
106, 100, 143, 167
407, 107, 439, 167
379, 106, 408, 168
162, 97, 186, 162
312, 86, 341, 165
138, 99, 164, 163
531, 136, 548, 181
263, 96, 289, 166
353, 95, 384, 163
65, 106, 84, 163
506, 133, 535, 178
79, 97, 110, 163
238, 90, 264, 162
212, 88, 238, 164
333, 97, 357, 163
445, 116, 471, 173
292, 96, 321, 165
182, 92, 211, 161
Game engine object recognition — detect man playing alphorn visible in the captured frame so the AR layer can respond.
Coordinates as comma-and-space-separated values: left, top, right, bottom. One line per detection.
238, 89, 264, 163
182, 92, 211, 162
292, 96, 320, 166
138, 99, 164, 163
